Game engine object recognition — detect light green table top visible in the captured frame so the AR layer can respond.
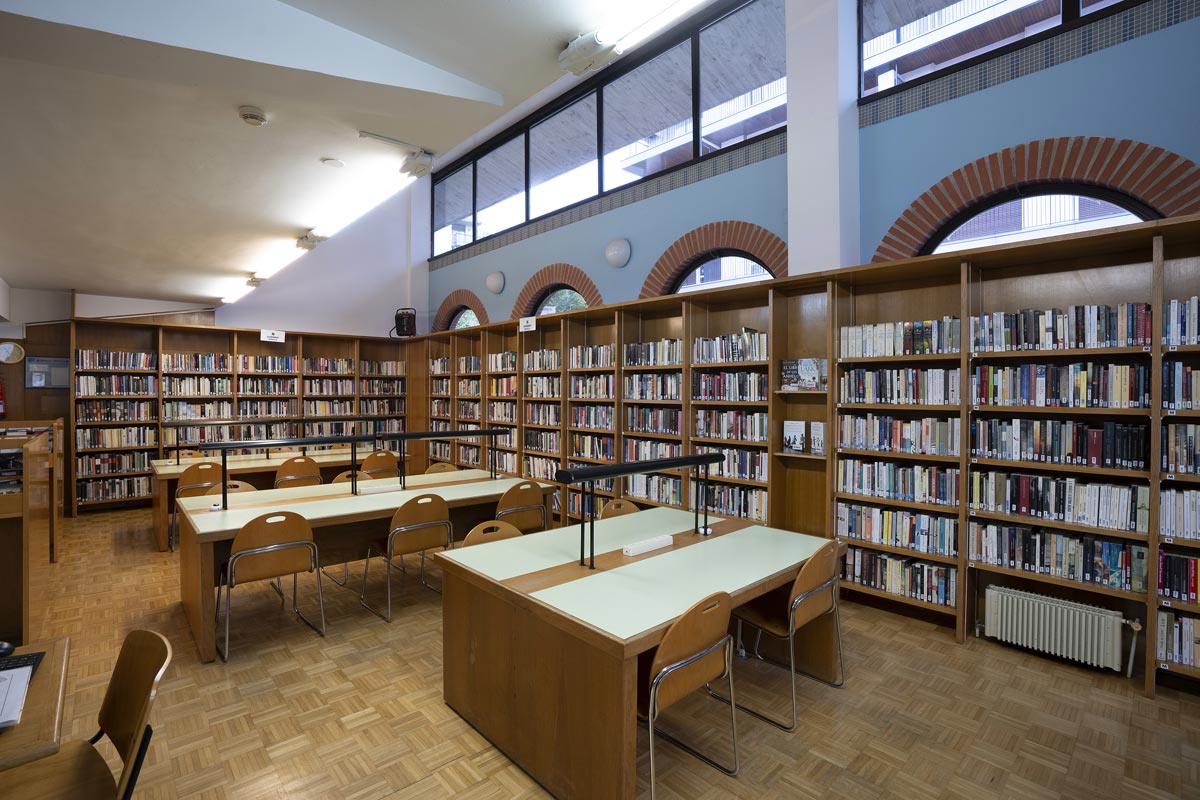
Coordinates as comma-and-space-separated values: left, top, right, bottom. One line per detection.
178, 470, 549, 541
530, 525, 827, 641
439, 507, 719, 581
151, 446, 396, 477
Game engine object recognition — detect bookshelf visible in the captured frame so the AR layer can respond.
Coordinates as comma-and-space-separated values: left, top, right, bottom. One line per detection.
452, 329, 483, 468
521, 318, 565, 521
484, 324, 521, 477
565, 309, 619, 520
427, 333, 453, 465
359, 339, 408, 438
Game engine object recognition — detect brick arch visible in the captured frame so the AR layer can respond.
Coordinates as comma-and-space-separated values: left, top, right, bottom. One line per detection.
510, 263, 603, 319
432, 289, 489, 332
639, 221, 789, 298
873, 137, 1200, 262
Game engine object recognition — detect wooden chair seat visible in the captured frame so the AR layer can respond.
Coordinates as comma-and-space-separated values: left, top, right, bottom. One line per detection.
0, 739, 117, 800
462, 520, 523, 547
332, 470, 369, 484
205, 480, 257, 495
425, 462, 458, 474
729, 585, 792, 639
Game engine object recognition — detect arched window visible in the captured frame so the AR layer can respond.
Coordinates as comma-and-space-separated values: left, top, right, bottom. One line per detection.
928, 190, 1154, 255
675, 252, 773, 293
450, 307, 480, 329
536, 286, 588, 316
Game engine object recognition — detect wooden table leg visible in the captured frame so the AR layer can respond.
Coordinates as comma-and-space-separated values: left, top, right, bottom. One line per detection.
152, 476, 171, 552
179, 517, 216, 662
442, 568, 638, 799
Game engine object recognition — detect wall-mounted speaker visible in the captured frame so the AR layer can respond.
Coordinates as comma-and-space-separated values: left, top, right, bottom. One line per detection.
394, 308, 416, 337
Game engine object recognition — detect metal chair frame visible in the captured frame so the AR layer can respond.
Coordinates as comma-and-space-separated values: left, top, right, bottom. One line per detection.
709, 577, 844, 732
644, 634, 739, 800
496, 501, 547, 532
171, 476, 220, 551
215, 540, 326, 662
359, 518, 452, 622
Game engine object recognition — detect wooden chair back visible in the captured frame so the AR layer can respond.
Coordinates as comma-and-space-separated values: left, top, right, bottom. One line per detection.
362, 450, 400, 479
600, 499, 639, 519
332, 470, 370, 484
268, 447, 296, 456
174, 449, 201, 459
206, 480, 257, 495
425, 462, 458, 474
789, 540, 838, 631
274, 456, 322, 488
496, 481, 546, 533
462, 520, 523, 547
649, 592, 732, 712
229, 511, 315, 584
388, 494, 452, 556
177, 462, 221, 498
100, 629, 172, 800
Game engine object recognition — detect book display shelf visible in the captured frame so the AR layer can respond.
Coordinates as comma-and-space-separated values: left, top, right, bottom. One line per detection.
484, 324, 521, 477
452, 329, 483, 469
565, 310, 619, 520
521, 318, 566, 521
426, 333, 453, 465
359, 339, 408, 437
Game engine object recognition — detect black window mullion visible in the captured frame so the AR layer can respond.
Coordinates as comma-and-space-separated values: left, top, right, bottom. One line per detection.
1063, 0, 1081, 23
429, 177, 437, 258
691, 31, 701, 159
524, 131, 531, 223
470, 161, 478, 243
596, 86, 605, 195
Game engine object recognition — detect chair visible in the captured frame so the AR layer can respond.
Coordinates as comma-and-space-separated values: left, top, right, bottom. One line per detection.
425, 462, 458, 475
600, 498, 639, 519
205, 480, 258, 495
495, 481, 547, 533
274, 456, 322, 489
332, 470, 370, 484
360, 494, 452, 622
268, 447, 296, 456
462, 520, 522, 547
215, 511, 326, 661
718, 540, 843, 731
174, 448, 201, 459
171, 461, 221, 550
361, 450, 400, 479
0, 630, 172, 800
640, 592, 739, 799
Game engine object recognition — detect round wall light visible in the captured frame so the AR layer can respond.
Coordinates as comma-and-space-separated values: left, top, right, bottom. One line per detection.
605, 238, 631, 268
485, 271, 506, 294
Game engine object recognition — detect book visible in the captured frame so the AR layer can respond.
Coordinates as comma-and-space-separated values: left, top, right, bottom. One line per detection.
0, 666, 31, 729
810, 421, 825, 456
783, 421, 806, 453
780, 360, 800, 391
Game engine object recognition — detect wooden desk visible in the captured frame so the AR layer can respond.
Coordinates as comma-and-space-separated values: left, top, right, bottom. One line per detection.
437, 508, 836, 799
177, 470, 555, 662
0, 434, 53, 645
150, 447, 408, 552
0, 638, 70, 772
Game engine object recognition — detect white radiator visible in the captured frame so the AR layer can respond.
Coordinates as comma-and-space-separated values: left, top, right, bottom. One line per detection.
984, 586, 1125, 672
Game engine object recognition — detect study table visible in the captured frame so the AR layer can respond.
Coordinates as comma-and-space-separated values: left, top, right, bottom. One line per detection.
0, 638, 70, 771
437, 508, 837, 800
150, 447, 409, 552
176, 470, 555, 662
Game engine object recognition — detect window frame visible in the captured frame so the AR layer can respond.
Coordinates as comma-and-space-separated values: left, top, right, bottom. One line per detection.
448, 306, 481, 330
534, 285, 590, 317
858, 0, 1153, 103
670, 248, 776, 294
431, 0, 784, 258
917, 183, 1161, 256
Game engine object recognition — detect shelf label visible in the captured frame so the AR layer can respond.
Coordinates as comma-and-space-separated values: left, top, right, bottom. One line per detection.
1169, 410, 1177, 416
1143, 346, 1152, 352
1162, 663, 1170, 670
971, 458, 978, 464
1166, 537, 1175, 544
1168, 474, 1176, 480
968, 561, 975, 567
519, 316, 537, 332
260, 329, 285, 343
1164, 600, 1172, 607
1170, 345, 1179, 352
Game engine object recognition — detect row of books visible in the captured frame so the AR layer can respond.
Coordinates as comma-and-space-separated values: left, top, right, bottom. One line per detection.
457, 356, 482, 373
303, 357, 354, 375
695, 410, 769, 442
1161, 489, 1200, 540
164, 376, 232, 396
233, 377, 294, 397
162, 352, 230, 372
693, 331, 768, 364
162, 401, 234, 421
303, 379, 354, 395
493, 428, 517, 449
970, 363, 1150, 409
970, 304, 1153, 351
302, 400, 355, 416
570, 374, 615, 399
627, 406, 681, 435
835, 501, 958, 557
75, 400, 156, 422
782, 421, 825, 455
571, 433, 614, 460
1162, 296, 1200, 346
457, 401, 480, 421
75, 350, 156, 370
493, 450, 518, 474
837, 414, 960, 457
567, 465, 614, 494
525, 403, 561, 426
836, 459, 960, 507
75, 375, 157, 396
75, 428, 157, 449
524, 430, 560, 454
966, 521, 1148, 592
239, 355, 296, 373
526, 376, 561, 398
458, 444, 482, 468
429, 442, 452, 461
569, 344, 616, 369
524, 349, 561, 371
839, 368, 960, 406
624, 339, 683, 367
1156, 610, 1200, 669
360, 399, 404, 416
489, 400, 519, 423
360, 360, 405, 376
970, 418, 1148, 470
523, 454, 559, 481
572, 404, 615, 430
624, 374, 682, 401
627, 474, 684, 506
780, 359, 828, 391
968, 471, 1150, 532
429, 357, 451, 375
235, 400, 295, 417
692, 371, 769, 402
839, 317, 961, 359
1160, 552, 1199, 602
1163, 361, 1199, 410
361, 378, 404, 396
489, 376, 519, 397
457, 378, 481, 396
696, 446, 768, 483
75, 451, 153, 477
625, 438, 683, 461
77, 476, 152, 502
701, 483, 767, 521
488, 352, 518, 372
841, 547, 957, 607
431, 378, 451, 396
1163, 424, 1200, 474
431, 399, 451, 417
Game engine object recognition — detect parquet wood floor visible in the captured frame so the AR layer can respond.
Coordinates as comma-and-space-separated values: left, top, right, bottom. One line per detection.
31, 509, 1200, 799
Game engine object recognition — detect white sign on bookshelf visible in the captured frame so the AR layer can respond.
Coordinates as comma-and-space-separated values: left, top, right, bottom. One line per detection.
260, 329, 286, 343
519, 316, 537, 332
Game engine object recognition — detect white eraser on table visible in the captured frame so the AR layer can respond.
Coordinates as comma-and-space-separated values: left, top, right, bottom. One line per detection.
622, 534, 674, 557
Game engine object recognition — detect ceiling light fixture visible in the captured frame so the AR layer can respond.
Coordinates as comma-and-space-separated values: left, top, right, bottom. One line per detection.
297, 231, 329, 251
358, 130, 434, 177
238, 105, 268, 127
320, 157, 345, 168
561, 0, 709, 74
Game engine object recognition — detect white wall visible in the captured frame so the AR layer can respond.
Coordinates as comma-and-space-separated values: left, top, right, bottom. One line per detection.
786, 0, 859, 272
216, 180, 429, 337
11, 288, 71, 323
74, 293, 212, 318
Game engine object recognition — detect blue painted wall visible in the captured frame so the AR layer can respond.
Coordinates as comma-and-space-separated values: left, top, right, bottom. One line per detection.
429, 152, 787, 322
859, 17, 1200, 259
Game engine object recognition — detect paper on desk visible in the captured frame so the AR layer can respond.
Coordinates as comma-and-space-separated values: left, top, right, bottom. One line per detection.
0, 666, 31, 728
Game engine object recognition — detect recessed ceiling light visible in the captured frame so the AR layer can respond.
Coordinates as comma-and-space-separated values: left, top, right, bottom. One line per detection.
321, 157, 345, 168
238, 105, 268, 127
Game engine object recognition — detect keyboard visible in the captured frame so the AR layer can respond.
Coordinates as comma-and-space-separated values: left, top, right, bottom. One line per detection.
0, 652, 43, 679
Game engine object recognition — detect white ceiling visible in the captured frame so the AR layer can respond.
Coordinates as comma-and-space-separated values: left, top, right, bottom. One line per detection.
0, 0, 669, 304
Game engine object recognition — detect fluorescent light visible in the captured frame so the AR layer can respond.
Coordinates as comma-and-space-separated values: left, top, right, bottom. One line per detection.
221, 283, 255, 304
599, 0, 709, 53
